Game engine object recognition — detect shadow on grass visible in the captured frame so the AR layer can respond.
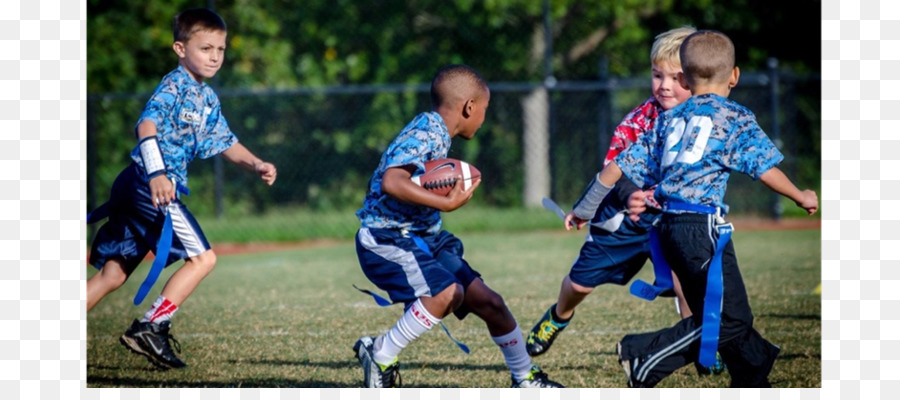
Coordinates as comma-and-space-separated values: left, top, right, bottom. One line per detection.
87, 375, 345, 388
758, 313, 821, 320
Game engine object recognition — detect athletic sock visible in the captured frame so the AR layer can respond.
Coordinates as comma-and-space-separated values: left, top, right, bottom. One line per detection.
374, 298, 440, 366
550, 303, 572, 325
493, 325, 533, 381
141, 295, 178, 323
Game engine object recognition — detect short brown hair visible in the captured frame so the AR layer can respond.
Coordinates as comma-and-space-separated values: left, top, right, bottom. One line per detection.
679, 30, 735, 87
173, 8, 227, 43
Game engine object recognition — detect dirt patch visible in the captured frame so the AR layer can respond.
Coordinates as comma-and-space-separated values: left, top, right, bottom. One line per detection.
727, 216, 820, 232
209, 217, 820, 257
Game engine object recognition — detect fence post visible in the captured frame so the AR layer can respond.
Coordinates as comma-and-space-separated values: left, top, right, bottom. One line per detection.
768, 57, 783, 220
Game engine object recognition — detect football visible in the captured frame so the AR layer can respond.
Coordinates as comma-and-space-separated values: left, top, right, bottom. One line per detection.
411, 158, 481, 196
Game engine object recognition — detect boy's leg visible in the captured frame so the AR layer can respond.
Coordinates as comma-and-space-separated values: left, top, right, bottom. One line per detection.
118, 250, 217, 370
157, 250, 217, 305
352, 228, 466, 387
617, 317, 701, 387
87, 259, 132, 312
464, 279, 563, 388
528, 229, 649, 357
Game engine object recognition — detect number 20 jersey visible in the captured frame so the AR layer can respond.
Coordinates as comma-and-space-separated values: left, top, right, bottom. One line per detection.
615, 93, 784, 214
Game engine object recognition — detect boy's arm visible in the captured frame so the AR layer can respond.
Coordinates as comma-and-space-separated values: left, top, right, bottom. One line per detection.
759, 166, 818, 215
221, 143, 277, 186
381, 166, 479, 213
563, 162, 624, 230
136, 120, 176, 209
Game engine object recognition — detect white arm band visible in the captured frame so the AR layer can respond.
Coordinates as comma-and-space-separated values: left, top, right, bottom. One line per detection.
572, 173, 613, 220
138, 136, 167, 179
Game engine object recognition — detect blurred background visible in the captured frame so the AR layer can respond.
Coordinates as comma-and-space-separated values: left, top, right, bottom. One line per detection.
87, 0, 821, 244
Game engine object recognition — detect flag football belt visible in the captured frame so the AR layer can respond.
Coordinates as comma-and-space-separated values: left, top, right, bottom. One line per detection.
628, 201, 733, 368
353, 230, 470, 354
87, 178, 190, 305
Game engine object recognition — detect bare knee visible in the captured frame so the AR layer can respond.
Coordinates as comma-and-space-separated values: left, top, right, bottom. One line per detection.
188, 250, 217, 275
95, 261, 128, 289
564, 275, 594, 296
422, 283, 464, 318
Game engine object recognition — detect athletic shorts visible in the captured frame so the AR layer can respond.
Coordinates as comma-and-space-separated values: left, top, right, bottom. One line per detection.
568, 211, 659, 288
89, 162, 211, 273
355, 227, 481, 318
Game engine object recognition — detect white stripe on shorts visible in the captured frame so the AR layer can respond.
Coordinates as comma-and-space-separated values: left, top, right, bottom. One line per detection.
358, 228, 431, 298
168, 203, 207, 257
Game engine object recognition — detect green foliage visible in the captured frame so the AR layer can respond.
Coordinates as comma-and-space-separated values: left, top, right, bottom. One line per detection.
88, 1, 821, 218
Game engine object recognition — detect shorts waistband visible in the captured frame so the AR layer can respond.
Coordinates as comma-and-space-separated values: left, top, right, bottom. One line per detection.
660, 213, 713, 224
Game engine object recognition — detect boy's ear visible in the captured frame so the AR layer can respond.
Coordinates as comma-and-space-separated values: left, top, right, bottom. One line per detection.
729, 66, 740, 88
676, 72, 690, 90
462, 98, 473, 118
172, 41, 186, 58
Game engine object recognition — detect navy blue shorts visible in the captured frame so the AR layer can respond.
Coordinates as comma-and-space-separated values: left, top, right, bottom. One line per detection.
568, 212, 658, 288
356, 227, 481, 311
89, 163, 211, 272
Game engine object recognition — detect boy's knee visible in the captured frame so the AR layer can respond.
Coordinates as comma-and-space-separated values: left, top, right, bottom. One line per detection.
470, 290, 507, 314
98, 261, 129, 288
191, 250, 217, 273
438, 283, 465, 309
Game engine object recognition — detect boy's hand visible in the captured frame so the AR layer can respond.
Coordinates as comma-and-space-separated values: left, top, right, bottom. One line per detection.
149, 175, 175, 209
256, 162, 277, 186
563, 211, 589, 231
796, 189, 818, 215
444, 177, 480, 211
626, 190, 648, 222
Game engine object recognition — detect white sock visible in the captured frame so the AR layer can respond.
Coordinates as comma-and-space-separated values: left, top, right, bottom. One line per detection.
141, 295, 178, 323
493, 325, 533, 381
374, 298, 440, 366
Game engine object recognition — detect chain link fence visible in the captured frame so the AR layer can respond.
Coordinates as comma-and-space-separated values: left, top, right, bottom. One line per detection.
87, 63, 820, 239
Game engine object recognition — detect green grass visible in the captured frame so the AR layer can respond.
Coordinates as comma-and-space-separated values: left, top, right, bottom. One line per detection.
86, 227, 820, 388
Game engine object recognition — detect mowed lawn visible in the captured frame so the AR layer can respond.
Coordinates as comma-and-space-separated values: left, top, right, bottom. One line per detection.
86, 228, 820, 388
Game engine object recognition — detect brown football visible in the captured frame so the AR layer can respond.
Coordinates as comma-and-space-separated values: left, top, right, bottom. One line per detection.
411, 158, 481, 196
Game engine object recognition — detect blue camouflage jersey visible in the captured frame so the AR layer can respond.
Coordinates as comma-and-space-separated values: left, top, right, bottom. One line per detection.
130, 65, 238, 186
357, 111, 451, 234
616, 93, 783, 214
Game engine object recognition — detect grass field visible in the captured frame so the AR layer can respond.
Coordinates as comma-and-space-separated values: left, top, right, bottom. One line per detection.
86, 226, 820, 388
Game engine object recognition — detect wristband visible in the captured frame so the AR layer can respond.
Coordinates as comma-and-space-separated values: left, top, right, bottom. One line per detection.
138, 136, 167, 179
572, 173, 613, 220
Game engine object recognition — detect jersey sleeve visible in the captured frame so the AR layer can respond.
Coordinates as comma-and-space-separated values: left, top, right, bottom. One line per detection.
135, 80, 178, 137
604, 98, 657, 166
382, 115, 445, 174
196, 93, 238, 159
615, 128, 661, 189
722, 114, 784, 180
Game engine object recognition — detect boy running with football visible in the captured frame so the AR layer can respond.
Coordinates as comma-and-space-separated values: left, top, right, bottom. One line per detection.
86, 8, 277, 369
527, 26, 723, 372
352, 64, 563, 388
564, 30, 818, 387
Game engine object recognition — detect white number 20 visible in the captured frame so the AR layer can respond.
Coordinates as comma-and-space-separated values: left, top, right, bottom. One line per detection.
661, 115, 713, 167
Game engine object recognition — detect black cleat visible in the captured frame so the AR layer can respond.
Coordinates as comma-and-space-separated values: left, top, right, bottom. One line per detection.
119, 319, 186, 369
525, 305, 570, 357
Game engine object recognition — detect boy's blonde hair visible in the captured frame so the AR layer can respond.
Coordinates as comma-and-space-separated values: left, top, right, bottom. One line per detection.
679, 30, 735, 87
650, 26, 696, 67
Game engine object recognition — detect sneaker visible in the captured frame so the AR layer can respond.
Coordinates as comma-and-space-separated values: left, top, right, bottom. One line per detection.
119, 319, 186, 369
525, 305, 569, 356
617, 341, 646, 388
511, 365, 564, 388
352, 336, 401, 388
695, 352, 726, 376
